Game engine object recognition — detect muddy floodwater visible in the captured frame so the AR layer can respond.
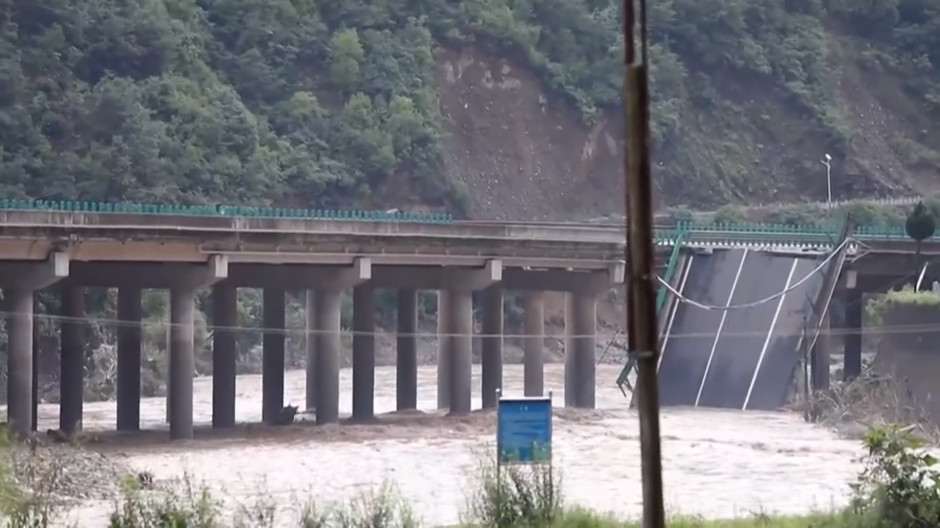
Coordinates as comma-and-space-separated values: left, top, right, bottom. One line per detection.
30, 364, 862, 526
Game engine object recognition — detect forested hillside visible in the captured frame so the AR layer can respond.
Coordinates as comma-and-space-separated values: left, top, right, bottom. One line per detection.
1, 0, 938, 216
2, 0, 939, 404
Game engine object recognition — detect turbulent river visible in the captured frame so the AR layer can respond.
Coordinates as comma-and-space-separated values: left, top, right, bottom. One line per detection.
32, 364, 863, 526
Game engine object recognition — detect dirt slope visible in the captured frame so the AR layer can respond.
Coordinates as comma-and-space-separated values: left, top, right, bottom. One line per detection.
433, 47, 627, 221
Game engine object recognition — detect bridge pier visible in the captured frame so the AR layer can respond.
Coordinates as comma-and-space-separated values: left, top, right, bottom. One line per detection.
262, 288, 286, 425
1, 253, 69, 438
844, 288, 863, 380
305, 291, 316, 412
565, 291, 596, 408
812, 312, 831, 391
314, 289, 342, 424
117, 287, 142, 431
6, 289, 33, 437
436, 290, 450, 410
168, 286, 196, 440
523, 291, 545, 397
352, 284, 376, 421
212, 283, 237, 428
445, 289, 473, 414
396, 288, 418, 411
60, 282, 85, 435
481, 286, 503, 409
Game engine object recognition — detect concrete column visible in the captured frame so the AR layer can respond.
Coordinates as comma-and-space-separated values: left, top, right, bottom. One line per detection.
212, 284, 237, 428
314, 289, 341, 424
481, 286, 502, 408
446, 289, 473, 415
165, 313, 171, 424
844, 289, 862, 380
812, 313, 831, 391
6, 288, 33, 437
262, 288, 286, 425
31, 319, 38, 433
396, 289, 418, 411
305, 291, 316, 411
168, 287, 195, 440
352, 285, 375, 421
60, 283, 85, 435
117, 287, 141, 432
565, 292, 596, 408
436, 290, 451, 410
523, 291, 545, 397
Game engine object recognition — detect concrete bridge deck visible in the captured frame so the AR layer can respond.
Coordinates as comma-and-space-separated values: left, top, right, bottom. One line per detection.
1, 206, 938, 441
0, 210, 632, 441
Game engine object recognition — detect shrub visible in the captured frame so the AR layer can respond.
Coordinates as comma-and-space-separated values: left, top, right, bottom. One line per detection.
464, 454, 562, 528
851, 424, 940, 527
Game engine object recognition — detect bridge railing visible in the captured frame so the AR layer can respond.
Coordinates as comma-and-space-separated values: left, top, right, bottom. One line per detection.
656, 221, 918, 245
0, 199, 454, 223
0, 198, 929, 242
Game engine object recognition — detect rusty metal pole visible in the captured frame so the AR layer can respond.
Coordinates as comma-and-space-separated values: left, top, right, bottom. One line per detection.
622, 0, 666, 526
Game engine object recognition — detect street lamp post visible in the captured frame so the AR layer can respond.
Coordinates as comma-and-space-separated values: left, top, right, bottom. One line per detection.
822, 153, 832, 205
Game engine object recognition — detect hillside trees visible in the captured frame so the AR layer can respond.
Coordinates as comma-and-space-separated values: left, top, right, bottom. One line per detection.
0, 0, 938, 402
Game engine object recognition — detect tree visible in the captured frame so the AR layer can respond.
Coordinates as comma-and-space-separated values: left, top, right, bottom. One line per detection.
905, 200, 936, 265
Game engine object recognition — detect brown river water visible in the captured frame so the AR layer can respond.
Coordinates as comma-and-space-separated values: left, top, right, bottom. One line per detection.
30, 364, 862, 526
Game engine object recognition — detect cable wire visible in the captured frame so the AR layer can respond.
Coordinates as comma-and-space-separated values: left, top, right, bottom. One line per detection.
9, 309, 940, 341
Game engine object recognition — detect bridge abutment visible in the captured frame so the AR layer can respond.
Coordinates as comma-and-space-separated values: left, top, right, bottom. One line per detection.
396, 288, 418, 411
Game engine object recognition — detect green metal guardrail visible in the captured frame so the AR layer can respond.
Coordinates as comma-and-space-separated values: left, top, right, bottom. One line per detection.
0, 198, 927, 239
0, 199, 453, 222
663, 220, 920, 241
615, 229, 688, 394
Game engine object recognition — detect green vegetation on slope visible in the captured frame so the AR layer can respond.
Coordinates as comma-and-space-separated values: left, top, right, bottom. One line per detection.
2, 0, 939, 210
0, 0, 447, 208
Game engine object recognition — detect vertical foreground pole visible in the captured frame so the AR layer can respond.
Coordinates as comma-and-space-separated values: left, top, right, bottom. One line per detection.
623, 0, 666, 524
